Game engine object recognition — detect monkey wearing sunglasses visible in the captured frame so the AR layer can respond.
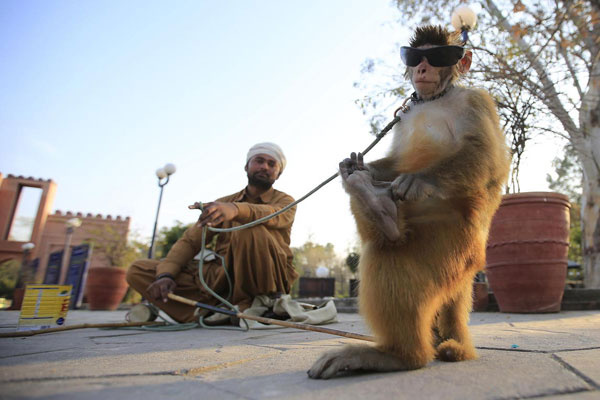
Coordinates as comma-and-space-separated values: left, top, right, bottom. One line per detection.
308, 25, 510, 379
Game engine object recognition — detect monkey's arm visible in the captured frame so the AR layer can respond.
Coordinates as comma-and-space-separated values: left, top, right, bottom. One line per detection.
339, 156, 404, 243
366, 156, 398, 181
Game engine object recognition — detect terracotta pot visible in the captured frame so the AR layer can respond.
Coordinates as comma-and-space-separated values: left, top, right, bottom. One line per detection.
472, 282, 489, 312
485, 192, 570, 313
8, 288, 25, 310
84, 267, 128, 311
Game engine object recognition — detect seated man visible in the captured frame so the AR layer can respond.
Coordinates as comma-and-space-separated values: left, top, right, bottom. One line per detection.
127, 142, 298, 323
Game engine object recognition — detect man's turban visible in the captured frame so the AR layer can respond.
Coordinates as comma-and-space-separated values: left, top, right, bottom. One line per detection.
246, 142, 287, 173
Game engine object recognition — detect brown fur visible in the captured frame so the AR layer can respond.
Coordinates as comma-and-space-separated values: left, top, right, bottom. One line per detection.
308, 85, 510, 379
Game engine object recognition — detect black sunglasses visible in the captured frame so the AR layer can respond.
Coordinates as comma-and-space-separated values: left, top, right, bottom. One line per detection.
400, 46, 465, 67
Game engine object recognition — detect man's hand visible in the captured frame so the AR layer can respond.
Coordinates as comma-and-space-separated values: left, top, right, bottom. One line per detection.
146, 277, 176, 303
197, 202, 239, 227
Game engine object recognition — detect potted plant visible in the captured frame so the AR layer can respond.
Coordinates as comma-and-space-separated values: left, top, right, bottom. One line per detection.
485, 192, 570, 313
84, 227, 139, 310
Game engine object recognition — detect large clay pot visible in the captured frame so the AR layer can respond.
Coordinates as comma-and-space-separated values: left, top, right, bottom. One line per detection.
485, 192, 570, 313
8, 288, 25, 310
84, 267, 128, 310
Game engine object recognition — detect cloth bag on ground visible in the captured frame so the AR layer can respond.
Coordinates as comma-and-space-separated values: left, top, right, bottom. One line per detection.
240, 294, 338, 329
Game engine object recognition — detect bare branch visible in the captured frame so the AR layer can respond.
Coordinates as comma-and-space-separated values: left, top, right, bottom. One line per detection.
483, 0, 580, 140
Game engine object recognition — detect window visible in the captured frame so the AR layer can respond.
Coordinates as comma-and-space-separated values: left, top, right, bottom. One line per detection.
6, 186, 43, 241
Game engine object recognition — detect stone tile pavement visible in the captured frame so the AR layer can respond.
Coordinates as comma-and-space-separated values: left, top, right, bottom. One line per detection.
0, 309, 598, 399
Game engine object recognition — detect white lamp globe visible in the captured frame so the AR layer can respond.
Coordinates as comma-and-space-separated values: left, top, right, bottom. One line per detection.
66, 218, 82, 228
451, 5, 477, 31
316, 266, 329, 278
21, 242, 35, 251
156, 168, 167, 179
164, 163, 176, 175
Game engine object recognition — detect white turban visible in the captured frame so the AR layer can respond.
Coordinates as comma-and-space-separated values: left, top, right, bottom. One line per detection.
246, 142, 287, 173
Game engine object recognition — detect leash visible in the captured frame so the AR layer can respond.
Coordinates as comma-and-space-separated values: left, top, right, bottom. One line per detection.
187, 108, 407, 330
2, 101, 410, 338
190, 110, 405, 234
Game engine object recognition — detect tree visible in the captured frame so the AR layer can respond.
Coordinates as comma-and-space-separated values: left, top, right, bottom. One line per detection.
345, 252, 360, 276
0, 259, 19, 300
292, 241, 338, 277
156, 221, 192, 258
292, 241, 349, 297
87, 226, 140, 269
359, 0, 600, 287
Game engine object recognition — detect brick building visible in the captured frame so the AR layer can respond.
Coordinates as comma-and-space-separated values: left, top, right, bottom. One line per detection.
0, 173, 130, 284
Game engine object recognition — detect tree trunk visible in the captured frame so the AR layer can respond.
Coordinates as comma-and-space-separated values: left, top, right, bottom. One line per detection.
581, 168, 600, 288
579, 53, 600, 288
484, 0, 600, 287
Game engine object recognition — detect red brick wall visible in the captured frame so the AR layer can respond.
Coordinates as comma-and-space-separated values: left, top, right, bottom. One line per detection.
0, 173, 131, 286
38, 211, 130, 283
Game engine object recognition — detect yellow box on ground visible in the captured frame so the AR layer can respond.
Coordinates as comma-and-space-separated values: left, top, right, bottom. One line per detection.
17, 285, 72, 331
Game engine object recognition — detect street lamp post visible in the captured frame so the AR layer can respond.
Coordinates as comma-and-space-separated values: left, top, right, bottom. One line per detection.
59, 217, 82, 284
148, 163, 176, 259
16, 242, 35, 289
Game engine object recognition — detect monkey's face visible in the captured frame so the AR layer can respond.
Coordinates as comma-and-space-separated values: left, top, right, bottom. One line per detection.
409, 45, 454, 100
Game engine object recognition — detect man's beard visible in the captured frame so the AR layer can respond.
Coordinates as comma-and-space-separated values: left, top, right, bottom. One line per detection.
247, 171, 273, 190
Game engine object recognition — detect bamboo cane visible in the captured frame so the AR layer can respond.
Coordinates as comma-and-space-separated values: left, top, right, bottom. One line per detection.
0, 320, 167, 338
167, 293, 374, 342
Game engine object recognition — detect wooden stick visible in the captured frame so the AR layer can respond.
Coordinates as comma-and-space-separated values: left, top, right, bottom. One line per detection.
0, 321, 167, 338
167, 293, 375, 342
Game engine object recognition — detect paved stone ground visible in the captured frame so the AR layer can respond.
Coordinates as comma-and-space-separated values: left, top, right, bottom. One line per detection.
0, 309, 599, 399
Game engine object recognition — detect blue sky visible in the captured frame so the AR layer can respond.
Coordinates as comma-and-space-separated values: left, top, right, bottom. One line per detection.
0, 1, 557, 255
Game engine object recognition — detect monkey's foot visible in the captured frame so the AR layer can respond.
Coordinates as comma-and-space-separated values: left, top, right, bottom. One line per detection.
307, 344, 414, 379
436, 339, 477, 362
342, 171, 400, 242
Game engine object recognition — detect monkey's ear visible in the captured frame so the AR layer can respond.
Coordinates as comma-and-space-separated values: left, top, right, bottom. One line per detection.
458, 50, 472, 74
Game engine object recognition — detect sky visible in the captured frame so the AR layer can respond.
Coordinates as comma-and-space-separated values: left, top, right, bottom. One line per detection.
0, 1, 561, 256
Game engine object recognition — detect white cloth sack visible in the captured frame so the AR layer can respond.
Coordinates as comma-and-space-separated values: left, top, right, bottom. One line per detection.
240, 294, 338, 329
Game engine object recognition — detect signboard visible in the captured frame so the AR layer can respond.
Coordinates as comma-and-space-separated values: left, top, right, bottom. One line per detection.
64, 244, 92, 309
43, 251, 63, 285
17, 285, 71, 331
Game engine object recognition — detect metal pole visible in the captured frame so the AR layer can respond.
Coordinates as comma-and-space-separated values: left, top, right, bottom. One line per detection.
15, 248, 31, 289
167, 293, 375, 342
59, 227, 74, 284
148, 177, 168, 259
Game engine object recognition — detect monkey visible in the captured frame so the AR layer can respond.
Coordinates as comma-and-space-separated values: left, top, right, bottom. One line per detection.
308, 25, 511, 379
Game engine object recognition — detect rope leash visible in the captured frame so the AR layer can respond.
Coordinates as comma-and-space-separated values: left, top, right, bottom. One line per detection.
195, 112, 404, 235
187, 111, 405, 329
0, 106, 406, 337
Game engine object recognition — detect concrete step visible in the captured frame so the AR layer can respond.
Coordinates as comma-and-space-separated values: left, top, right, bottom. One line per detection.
300, 288, 600, 314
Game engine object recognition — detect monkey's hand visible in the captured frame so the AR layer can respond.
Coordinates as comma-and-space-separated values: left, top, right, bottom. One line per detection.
340, 162, 401, 242
390, 174, 444, 201
340, 152, 369, 176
